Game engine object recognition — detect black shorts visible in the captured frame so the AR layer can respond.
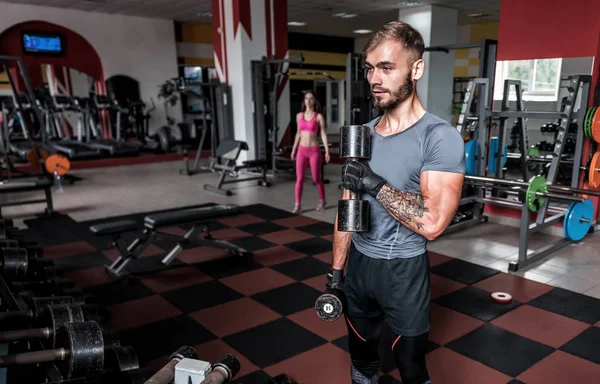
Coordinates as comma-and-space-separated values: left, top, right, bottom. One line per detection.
343, 242, 431, 337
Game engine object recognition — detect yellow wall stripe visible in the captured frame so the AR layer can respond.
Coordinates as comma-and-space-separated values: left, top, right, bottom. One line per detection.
470, 22, 498, 42
455, 49, 469, 59
181, 23, 213, 44
289, 50, 347, 67
454, 67, 469, 78
468, 58, 480, 67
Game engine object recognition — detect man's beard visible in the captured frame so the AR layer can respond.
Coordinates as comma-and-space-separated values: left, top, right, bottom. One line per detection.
372, 72, 414, 110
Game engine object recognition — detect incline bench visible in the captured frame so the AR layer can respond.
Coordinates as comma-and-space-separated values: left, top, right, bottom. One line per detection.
0, 176, 54, 216
89, 204, 251, 278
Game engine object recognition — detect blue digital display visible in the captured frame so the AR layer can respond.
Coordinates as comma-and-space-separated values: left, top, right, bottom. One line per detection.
22, 33, 63, 54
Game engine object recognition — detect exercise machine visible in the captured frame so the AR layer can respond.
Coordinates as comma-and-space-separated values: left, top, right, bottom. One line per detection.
203, 139, 271, 196
89, 203, 252, 278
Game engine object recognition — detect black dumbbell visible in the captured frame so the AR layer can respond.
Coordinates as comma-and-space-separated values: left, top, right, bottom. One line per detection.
0, 248, 55, 280
104, 345, 139, 373
0, 321, 105, 380
337, 125, 371, 232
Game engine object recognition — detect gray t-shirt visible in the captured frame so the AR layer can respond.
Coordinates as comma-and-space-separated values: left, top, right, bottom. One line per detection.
351, 112, 465, 259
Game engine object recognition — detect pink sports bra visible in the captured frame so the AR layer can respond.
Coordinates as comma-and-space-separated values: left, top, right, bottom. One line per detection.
298, 113, 319, 133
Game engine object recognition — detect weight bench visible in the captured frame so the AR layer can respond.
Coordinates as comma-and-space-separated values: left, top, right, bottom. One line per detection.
89, 204, 251, 278
204, 139, 271, 196
0, 177, 54, 215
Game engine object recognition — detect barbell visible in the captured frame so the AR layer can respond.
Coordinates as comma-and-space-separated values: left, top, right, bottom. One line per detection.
0, 321, 105, 379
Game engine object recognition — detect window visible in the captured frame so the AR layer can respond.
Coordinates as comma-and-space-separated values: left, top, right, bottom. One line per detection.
493, 58, 562, 101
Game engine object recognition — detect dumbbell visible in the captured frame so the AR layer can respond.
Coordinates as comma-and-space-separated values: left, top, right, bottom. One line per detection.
104, 345, 140, 373
11, 277, 75, 293
144, 346, 199, 384
0, 219, 17, 240
337, 125, 371, 232
0, 321, 105, 380
0, 303, 110, 348
1, 248, 59, 280
1, 295, 85, 322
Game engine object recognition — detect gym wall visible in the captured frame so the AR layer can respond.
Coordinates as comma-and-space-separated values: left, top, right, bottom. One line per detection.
0, 2, 182, 135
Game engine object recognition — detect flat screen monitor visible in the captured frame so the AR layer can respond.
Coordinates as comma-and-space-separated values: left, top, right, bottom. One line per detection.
22, 32, 64, 55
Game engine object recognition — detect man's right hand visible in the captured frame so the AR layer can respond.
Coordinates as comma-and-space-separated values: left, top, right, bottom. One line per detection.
326, 268, 344, 291
315, 268, 346, 322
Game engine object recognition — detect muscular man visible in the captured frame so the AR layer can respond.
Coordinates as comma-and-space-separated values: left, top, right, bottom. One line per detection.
329, 21, 465, 384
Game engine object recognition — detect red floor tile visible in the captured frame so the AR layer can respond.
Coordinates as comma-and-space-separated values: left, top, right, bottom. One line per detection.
429, 303, 485, 345
517, 350, 600, 384
272, 216, 321, 228
321, 234, 333, 242
491, 305, 589, 348
176, 246, 230, 265
43, 241, 96, 259
302, 274, 327, 293
138, 266, 213, 293
430, 273, 466, 300
429, 251, 453, 267
193, 339, 259, 379
473, 272, 553, 303
264, 343, 351, 384
107, 295, 183, 332
596, 320, 600, 327
220, 268, 296, 296
62, 266, 113, 288
426, 347, 512, 384
251, 245, 307, 267
218, 214, 264, 227
313, 251, 332, 264
258, 229, 314, 245
102, 244, 164, 262
188, 298, 281, 337
287, 308, 348, 341
208, 227, 252, 241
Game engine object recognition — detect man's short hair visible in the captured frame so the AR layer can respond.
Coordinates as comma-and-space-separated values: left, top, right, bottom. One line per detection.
363, 21, 425, 67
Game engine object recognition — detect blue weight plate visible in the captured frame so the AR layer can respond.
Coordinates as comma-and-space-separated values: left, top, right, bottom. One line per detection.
564, 199, 594, 241
503, 145, 509, 167
465, 140, 478, 175
488, 137, 499, 173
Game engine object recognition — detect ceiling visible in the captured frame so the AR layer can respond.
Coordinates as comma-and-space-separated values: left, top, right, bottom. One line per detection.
0, 0, 501, 37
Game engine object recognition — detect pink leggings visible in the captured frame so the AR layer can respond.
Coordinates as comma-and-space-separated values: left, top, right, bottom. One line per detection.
295, 145, 326, 203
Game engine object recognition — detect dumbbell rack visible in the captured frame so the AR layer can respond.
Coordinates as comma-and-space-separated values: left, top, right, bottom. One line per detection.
449, 75, 594, 271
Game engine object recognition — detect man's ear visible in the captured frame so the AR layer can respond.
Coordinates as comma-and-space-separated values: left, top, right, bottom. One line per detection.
412, 59, 425, 81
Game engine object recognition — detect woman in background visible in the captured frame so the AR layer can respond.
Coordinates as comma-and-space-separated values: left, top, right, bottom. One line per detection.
290, 91, 330, 214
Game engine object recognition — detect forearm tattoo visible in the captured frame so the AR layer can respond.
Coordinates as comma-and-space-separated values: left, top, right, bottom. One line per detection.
376, 184, 429, 230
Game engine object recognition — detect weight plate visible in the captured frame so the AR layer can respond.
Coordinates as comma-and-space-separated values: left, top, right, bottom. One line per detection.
340, 125, 371, 160
563, 199, 594, 241
592, 108, 600, 143
315, 291, 344, 322
589, 152, 600, 189
584, 107, 594, 138
26, 147, 49, 167
502, 145, 508, 167
488, 137, 499, 173
464, 140, 478, 175
491, 292, 513, 303
526, 175, 547, 212
45, 154, 71, 176
337, 199, 369, 232
528, 146, 540, 157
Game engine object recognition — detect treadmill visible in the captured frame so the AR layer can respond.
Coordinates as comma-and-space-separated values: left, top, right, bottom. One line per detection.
48, 95, 104, 160
4, 94, 48, 161
85, 95, 139, 157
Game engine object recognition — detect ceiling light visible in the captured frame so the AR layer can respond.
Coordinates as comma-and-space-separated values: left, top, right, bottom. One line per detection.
353, 29, 373, 34
467, 13, 487, 18
288, 21, 307, 26
333, 12, 358, 18
398, 1, 421, 6
197, 12, 212, 17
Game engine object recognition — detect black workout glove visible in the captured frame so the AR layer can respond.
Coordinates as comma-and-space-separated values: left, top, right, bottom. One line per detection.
326, 268, 344, 291
341, 160, 387, 198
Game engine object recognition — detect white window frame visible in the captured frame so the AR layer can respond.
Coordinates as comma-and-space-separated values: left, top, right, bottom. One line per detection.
493, 58, 563, 102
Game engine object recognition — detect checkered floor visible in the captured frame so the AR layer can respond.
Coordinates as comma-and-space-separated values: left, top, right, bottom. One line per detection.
22, 203, 600, 384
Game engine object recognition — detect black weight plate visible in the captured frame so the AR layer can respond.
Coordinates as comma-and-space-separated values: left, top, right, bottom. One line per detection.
104, 345, 140, 372
55, 321, 104, 379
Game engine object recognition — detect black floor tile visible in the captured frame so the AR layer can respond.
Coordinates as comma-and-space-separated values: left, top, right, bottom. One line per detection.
119, 315, 217, 361
83, 278, 155, 306
270, 257, 329, 281
430, 259, 500, 285
161, 280, 244, 313
559, 326, 600, 364
445, 323, 554, 377
223, 317, 327, 368
251, 282, 323, 316
126, 254, 187, 275
507, 380, 526, 384
241, 204, 294, 221
195, 256, 264, 279
52, 251, 112, 272
332, 336, 348, 353
296, 222, 335, 236
284, 238, 332, 255
231, 370, 274, 384
527, 287, 600, 325
238, 222, 287, 235
379, 376, 401, 384
230, 236, 278, 252
433, 286, 522, 322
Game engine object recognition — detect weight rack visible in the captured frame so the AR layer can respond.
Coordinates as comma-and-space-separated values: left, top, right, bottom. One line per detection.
448, 75, 595, 271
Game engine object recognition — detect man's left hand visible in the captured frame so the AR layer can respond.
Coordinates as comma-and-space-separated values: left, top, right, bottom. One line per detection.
341, 160, 387, 198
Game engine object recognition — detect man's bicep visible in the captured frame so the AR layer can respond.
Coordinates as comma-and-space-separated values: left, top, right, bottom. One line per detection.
421, 170, 464, 223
